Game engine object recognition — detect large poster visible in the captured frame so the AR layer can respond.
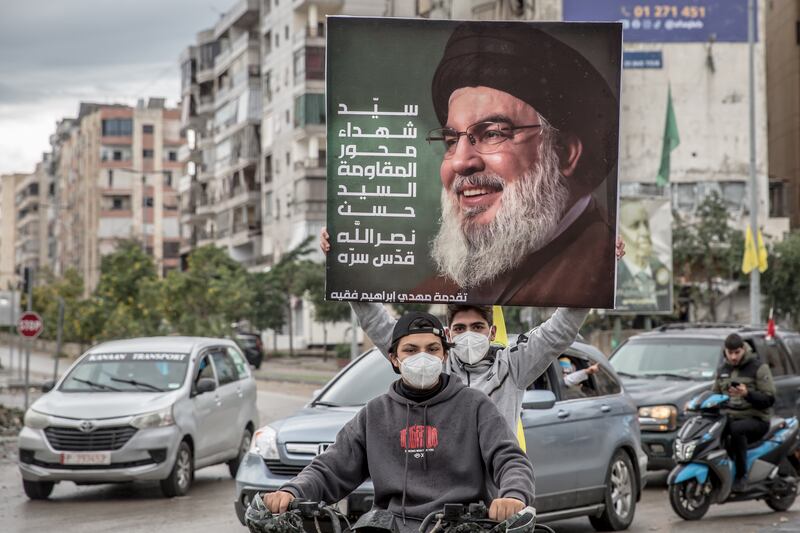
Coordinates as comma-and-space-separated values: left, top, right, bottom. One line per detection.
326, 17, 621, 308
615, 197, 673, 314
563, 0, 755, 43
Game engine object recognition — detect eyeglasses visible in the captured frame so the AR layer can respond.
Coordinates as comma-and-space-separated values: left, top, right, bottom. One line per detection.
425, 121, 542, 158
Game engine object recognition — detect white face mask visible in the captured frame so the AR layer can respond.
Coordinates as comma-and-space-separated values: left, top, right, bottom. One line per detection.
399, 352, 443, 389
452, 331, 491, 365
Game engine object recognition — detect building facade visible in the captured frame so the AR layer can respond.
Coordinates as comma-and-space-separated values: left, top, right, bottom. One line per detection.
766, 0, 800, 229
14, 157, 53, 276
53, 99, 184, 293
0, 173, 27, 290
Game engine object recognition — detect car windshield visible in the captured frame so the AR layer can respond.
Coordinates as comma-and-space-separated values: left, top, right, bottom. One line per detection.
60, 352, 190, 393
609, 338, 723, 380
314, 349, 399, 406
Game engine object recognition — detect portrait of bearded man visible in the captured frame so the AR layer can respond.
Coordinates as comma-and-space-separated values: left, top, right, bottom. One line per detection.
415, 22, 620, 308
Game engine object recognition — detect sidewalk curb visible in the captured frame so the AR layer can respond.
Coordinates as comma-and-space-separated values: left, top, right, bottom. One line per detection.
254, 374, 332, 387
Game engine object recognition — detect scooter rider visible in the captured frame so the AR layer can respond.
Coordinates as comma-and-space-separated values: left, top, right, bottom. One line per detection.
262, 312, 534, 533
321, 228, 625, 432
712, 333, 776, 492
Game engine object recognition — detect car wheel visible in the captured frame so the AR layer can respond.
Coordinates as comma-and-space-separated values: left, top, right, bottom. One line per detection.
668, 479, 712, 520
227, 427, 253, 478
160, 440, 193, 497
23, 479, 54, 500
590, 450, 636, 531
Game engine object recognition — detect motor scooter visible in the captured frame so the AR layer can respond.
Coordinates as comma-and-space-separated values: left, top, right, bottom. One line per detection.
668, 391, 800, 520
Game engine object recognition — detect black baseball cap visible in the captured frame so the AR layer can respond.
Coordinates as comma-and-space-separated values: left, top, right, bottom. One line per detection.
389, 312, 450, 374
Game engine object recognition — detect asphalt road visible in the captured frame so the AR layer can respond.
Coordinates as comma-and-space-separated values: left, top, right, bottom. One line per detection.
2, 348, 800, 532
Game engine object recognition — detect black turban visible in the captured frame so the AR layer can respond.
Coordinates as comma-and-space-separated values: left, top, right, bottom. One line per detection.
431, 22, 620, 192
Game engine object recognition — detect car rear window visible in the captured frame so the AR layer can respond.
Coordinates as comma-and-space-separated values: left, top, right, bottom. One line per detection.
60, 352, 190, 392
609, 338, 722, 380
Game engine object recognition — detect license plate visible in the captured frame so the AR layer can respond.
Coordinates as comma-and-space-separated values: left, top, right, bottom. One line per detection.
60, 452, 111, 465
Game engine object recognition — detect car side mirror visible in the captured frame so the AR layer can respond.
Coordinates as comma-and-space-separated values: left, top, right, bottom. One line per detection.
522, 389, 556, 410
195, 378, 217, 394
41, 379, 56, 393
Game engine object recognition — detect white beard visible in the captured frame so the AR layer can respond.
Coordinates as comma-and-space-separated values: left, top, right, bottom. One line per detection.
431, 138, 569, 289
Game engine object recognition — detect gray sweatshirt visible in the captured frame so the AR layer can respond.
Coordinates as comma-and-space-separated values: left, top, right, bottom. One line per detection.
351, 302, 588, 431
281, 377, 534, 522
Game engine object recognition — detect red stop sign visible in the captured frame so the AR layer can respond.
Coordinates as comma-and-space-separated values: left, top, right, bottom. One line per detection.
17, 311, 44, 339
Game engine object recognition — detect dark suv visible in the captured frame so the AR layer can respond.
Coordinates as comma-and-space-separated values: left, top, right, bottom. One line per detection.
234, 332, 265, 369
608, 324, 800, 470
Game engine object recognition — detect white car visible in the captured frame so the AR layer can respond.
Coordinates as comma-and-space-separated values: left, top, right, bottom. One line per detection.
18, 336, 259, 499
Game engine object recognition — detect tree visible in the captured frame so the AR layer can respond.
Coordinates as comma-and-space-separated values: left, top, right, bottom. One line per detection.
29, 268, 85, 344
268, 237, 315, 356
160, 245, 250, 336
763, 231, 800, 328
672, 192, 743, 321
298, 261, 350, 359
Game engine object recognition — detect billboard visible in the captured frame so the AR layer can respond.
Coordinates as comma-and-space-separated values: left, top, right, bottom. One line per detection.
563, 0, 755, 43
326, 17, 621, 307
614, 197, 673, 314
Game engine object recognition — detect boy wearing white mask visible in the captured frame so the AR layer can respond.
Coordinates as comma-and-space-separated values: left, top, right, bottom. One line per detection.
262, 311, 534, 532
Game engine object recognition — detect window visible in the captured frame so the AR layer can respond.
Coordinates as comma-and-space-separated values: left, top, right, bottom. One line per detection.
264, 31, 272, 57
168, 151, 178, 162
275, 33, 279, 48
294, 93, 325, 127
211, 349, 238, 385
285, 109, 290, 124
264, 191, 273, 217
264, 154, 273, 182
143, 149, 154, 159
284, 25, 289, 40
142, 124, 154, 134
285, 151, 290, 165
113, 150, 122, 161
195, 354, 216, 386
163, 241, 180, 258
528, 364, 554, 392
593, 367, 622, 396
164, 170, 173, 187
144, 197, 154, 207
760, 339, 792, 376
112, 197, 124, 210
558, 355, 599, 400
107, 170, 114, 188
102, 118, 133, 136
769, 180, 789, 218
227, 347, 250, 380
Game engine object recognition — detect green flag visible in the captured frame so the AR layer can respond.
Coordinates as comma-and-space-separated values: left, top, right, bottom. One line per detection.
656, 86, 680, 186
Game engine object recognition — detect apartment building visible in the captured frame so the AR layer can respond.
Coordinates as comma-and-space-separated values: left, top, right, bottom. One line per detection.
14, 156, 53, 275
766, 0, 800, 228
0, 173, 27, 290
179, 0, 263, 267
53, 99, 184, 293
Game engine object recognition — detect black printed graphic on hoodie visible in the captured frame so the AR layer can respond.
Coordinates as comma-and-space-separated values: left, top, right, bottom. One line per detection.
280, 377, 534, 523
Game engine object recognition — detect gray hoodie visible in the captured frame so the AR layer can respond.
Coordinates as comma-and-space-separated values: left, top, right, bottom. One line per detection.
281, 377, 534, 523
352, 302, 588, 430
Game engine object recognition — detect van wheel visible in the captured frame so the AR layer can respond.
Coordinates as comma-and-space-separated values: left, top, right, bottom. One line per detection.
160, 441, 193, 497
227, 428, 253, 478
23, 479, 54, 500
590, 450, 636, 531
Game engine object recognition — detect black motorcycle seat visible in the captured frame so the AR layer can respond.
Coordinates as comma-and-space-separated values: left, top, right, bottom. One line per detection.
746, 417, 786, 448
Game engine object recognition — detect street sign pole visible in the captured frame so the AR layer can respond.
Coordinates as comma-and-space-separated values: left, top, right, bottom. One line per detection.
24, 269, 34, 411
747, 0, 760, 326
54, 297, 64, 383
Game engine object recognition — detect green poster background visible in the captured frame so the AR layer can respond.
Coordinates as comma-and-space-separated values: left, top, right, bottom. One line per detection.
326, 17, 621, 305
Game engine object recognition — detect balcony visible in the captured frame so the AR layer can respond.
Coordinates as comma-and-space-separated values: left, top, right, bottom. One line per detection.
293, 26, 326, 49
293, 158, 326, 179
213, 0, 259, 39
197, 94, 214, 115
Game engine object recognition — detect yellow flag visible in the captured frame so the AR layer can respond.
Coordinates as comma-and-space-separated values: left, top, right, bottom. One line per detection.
742, 226, 758, 274
492, 306, 527, 452
757, 229, 768, 273
492, 305, 508, 347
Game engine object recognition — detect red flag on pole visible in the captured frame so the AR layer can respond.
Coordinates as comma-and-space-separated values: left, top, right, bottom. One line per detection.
766, 308, 776, 340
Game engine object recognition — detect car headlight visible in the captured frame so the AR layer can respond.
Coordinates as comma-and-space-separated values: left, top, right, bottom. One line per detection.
23, 409, 50, 429
673, 438, 698, 461
130, 406, 175, 429
638, 405, 678, 431
250, 426, 279, 460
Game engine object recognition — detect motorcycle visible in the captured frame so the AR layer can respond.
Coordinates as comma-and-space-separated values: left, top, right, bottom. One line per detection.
667, 391, 800, 520
244, 496, 549, 533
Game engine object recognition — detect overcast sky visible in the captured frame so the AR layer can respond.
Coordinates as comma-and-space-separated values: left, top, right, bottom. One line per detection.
0, 0, 225, 174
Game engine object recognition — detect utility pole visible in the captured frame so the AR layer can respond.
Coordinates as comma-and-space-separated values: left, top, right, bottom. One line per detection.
23, 267, 33, 411
54, 297, 64, 382
747, 0, 760, 325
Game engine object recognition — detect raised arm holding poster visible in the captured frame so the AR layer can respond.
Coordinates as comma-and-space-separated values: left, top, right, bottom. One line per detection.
326, 17, 622, 308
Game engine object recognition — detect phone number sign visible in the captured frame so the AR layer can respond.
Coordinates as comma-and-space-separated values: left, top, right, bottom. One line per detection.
563, 0, 755, 43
